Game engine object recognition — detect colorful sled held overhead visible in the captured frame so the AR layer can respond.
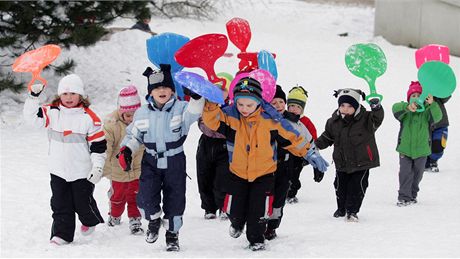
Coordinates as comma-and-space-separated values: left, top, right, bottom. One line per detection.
415, 44, 450, 69
228, 69, 276, 102
416, 61, 456, 112
174, 71, 224, 104
146, 33, 190, 98
226, 17, 251, 53
257, 50, 278, 80
12, 44, 61, 91
345, 43, 387, 103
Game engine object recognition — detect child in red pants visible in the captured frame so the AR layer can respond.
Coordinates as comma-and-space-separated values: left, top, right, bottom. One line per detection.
103, 85, 144, 234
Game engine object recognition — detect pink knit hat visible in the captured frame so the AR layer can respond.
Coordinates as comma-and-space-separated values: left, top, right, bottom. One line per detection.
406, 81, 423, 102
118, 85, 141, 113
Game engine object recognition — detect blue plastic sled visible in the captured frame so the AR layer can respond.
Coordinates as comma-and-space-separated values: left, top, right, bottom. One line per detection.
174, 71, 224, 105
146, 33, 190, 99
258, 50, 278, 80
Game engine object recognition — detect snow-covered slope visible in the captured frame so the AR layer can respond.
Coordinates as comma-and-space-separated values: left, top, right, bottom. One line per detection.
1, 0, 459, 257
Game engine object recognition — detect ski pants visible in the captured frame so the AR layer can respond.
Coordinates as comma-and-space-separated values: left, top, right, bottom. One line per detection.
137, 152, 186, 233
107, 179, 141, 218
196, 134, 229, 213
267, 161, 290, 231
398, 155, 426, 201
222, 173, 274, 244
428, 126, 448, 162
287, 156, 304, 198
50, 174, 104, 242
334, 169, 369, 214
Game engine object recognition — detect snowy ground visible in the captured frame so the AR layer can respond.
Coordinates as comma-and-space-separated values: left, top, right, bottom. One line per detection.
1, 0, 460, 257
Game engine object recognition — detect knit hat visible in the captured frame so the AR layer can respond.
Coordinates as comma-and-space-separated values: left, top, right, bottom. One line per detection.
407, 81, 423, 102
58, 74, 85, 96
118, 85, 141, 114
273, 85, 286, 103
287, 86, 308, 110
336, 88, 363, 110
233, 77, 263, 103
143, 64, 175, 94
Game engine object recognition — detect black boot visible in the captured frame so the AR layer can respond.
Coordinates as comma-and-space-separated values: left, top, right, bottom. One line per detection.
165, 231, 180, 252
264, 228, 277, 240
333, 209, 346, 218
145, 218, 160, 243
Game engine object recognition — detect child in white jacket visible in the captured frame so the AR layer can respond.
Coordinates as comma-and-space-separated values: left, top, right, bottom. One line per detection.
23, 74, 106, 245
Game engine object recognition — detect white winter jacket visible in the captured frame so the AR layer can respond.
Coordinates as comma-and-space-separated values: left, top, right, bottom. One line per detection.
23, 97, 106, 182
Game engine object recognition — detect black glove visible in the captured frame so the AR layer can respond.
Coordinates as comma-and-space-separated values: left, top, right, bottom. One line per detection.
116, 146, 132, 172
183, 87, 201, 100
313, 168, 324, 183
30, 84, 44, 97
369, 98, 381, 111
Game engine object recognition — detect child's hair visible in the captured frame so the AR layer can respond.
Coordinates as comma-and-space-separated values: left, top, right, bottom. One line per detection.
50, 95, 91, 107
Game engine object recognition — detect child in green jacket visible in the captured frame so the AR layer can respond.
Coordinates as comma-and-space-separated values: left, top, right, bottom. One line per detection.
392, 81, 442, 206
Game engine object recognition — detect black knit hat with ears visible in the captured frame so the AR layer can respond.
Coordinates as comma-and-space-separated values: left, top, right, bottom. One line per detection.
273, 84, 286, 103
233, 77, 263, 103
143, 64, 175, 94
334, 88, 365, 110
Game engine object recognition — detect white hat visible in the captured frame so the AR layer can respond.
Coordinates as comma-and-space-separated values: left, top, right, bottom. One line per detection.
58, 74, 85, 96
117, 85, 141, 113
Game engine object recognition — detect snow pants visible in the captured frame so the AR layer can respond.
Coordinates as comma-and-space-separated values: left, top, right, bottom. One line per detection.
287, 155, 303, 198
137, 152, 186, 233
334, 169, 369, 214
398, 155, 426, 201
267, 160, 290, 230
196, 134, 229, 213
107, 179, 141, 218
428, 126, 448, 163
222, 173, 274, 244
50, 174, 104, 242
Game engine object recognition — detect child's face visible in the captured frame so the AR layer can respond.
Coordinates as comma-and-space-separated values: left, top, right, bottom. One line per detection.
270, 98, 286, 113
150, 87, 173, 106
410, 92, 421, 101
121, 111, 135, 124
288, 104, 303, 116
60, 92, 81, 108
236, 98, 259, 117
339, 103, 356, 115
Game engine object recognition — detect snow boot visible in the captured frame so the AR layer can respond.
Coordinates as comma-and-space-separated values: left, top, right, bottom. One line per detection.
249, 242, 265, 251
80, 225, 95, 236
165, 231, 180, 252
286, 196, 298, 204
346, 212, 359, 222
50, 236, 70, 246
129, 217, 144, 235
204, 210, 217, 220
333, 209, 346, 218
107, 216, 121, 227
145, 218, 161, 243
218, 210, 229, 221
264, 228, 277, 240
396, 199, 411, 207
229, 224, 243, 238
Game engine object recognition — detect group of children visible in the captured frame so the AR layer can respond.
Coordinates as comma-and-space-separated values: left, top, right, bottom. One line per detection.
23, 63, 449, 251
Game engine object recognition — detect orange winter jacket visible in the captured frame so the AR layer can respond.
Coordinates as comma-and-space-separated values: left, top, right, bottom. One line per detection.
202, 101, 310, 182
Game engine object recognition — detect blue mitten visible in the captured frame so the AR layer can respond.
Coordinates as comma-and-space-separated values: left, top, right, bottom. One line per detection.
305, 148, 329, 172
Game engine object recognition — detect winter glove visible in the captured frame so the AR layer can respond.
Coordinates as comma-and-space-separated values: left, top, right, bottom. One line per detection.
305, 148, 329, 173
87, 166, 103, 184
183, 87, 202, 100
117, 146, 132, 172
369, 98, 381, 111
30, 83, 45, 97
313, 168, 324, 183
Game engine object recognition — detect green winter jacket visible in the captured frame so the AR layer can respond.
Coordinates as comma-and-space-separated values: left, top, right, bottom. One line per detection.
392, 101, 442, 159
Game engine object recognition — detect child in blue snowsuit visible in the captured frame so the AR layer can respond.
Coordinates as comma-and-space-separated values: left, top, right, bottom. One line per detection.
118, 64, 204, 251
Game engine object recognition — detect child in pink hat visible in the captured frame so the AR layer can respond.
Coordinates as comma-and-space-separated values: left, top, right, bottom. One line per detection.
102, 85, 144, 234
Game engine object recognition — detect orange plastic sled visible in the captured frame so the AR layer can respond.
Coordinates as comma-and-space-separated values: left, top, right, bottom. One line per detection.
12, 44, 61, 91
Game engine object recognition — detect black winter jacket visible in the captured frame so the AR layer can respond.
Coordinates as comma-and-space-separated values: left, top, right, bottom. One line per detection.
315, 105, 384, 174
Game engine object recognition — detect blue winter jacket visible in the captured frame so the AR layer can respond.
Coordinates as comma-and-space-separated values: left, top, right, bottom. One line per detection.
121, 96, 204, 169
